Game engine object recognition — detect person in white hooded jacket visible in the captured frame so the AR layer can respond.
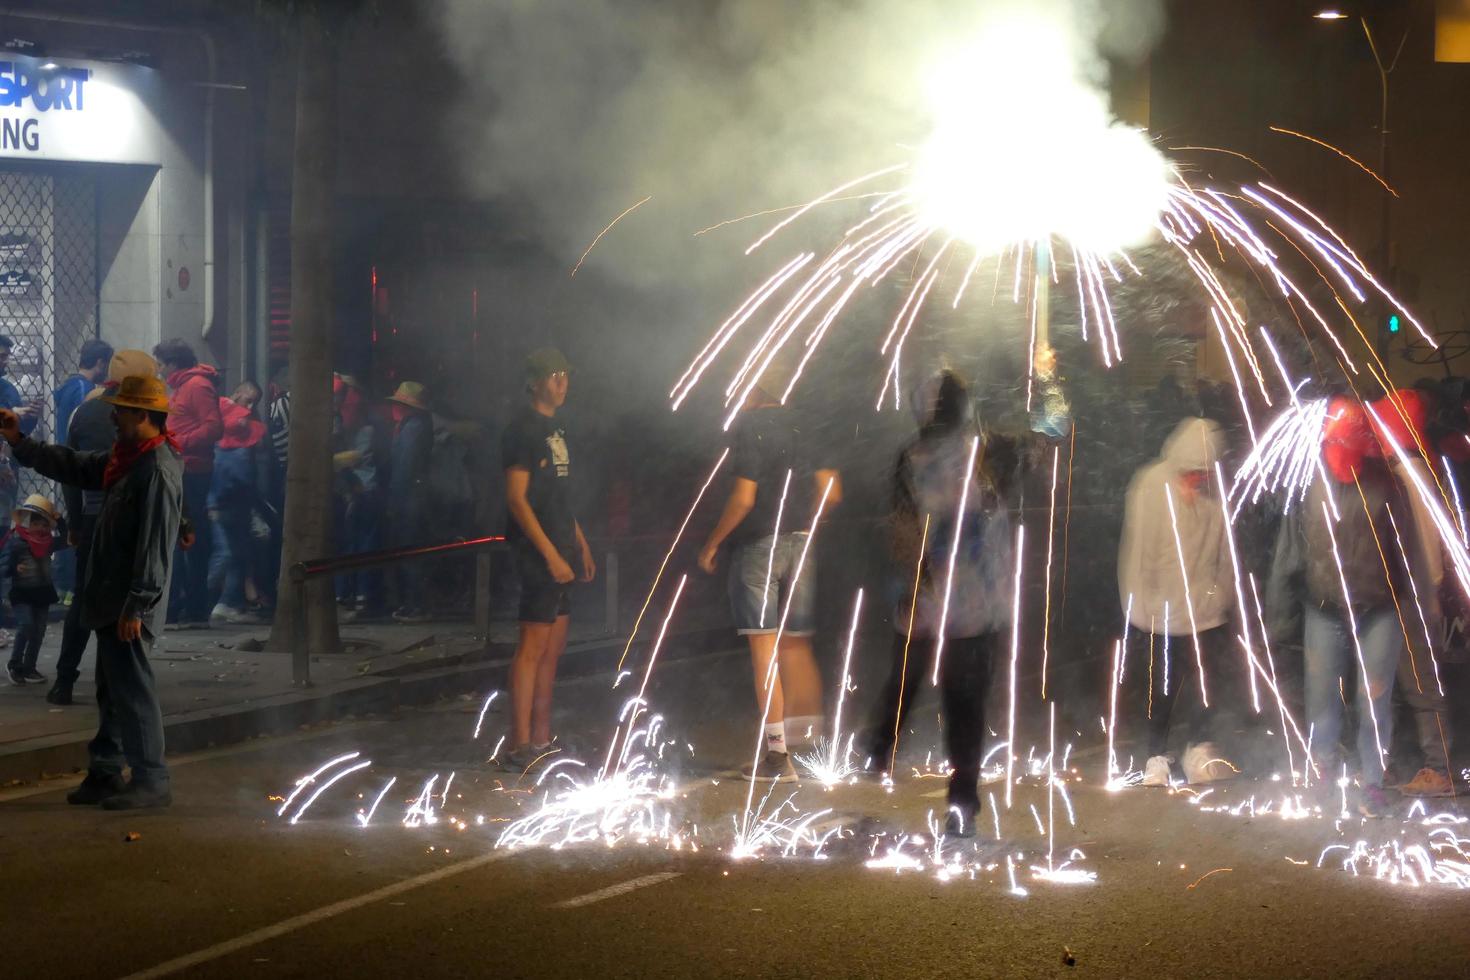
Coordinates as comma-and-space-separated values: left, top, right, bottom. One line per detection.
1118, 416, 1236, 786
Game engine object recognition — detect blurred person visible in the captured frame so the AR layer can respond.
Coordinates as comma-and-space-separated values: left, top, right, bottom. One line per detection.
54, 339, 114, 443
333, 374, 386, 619
385, 381, 434, 623
1371, 389, 1457, 798
2, 494, 60, 685
501, 349, 595, 769
0, 334, 38, 516
1268, 396, 1423, 818
209, 381, 268, 624
1117, 416, 1237, 787
47, 349, 159, 705
154, 339, 222, 628
699, 361, 841, 784
0, 373, 183, 809
863, 355, 1067, 835
52, 340, 115, 602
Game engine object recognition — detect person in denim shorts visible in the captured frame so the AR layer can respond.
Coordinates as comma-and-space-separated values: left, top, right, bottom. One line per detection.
699, 367, 840, 783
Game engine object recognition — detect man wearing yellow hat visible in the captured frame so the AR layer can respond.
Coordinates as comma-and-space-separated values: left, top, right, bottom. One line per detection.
48, 349, 158, 705
0, 372, 183, 810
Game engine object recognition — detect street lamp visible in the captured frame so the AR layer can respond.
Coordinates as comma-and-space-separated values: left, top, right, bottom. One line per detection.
1315, 7, 1408, 349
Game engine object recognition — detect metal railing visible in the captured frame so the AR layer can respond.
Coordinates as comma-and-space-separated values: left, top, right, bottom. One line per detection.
285, 535, 622, 686
287, 535, 508, 686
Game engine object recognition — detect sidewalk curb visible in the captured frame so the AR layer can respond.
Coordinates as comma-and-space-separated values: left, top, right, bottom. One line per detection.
0, 626, 732, 785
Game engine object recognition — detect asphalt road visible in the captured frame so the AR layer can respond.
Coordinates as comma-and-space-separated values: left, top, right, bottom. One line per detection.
4, 646, 1469, 979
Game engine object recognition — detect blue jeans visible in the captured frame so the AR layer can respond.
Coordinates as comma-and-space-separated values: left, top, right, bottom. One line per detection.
728, 532, 816, 636
1303, 603, 1400, 787
208, 496, 260, 611
8, 601, 49, 671
88, 629, 168, 788
171, 471, 213, 622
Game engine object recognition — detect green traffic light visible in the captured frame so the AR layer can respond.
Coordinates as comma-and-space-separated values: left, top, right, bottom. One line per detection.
1388, 314, 1400, 334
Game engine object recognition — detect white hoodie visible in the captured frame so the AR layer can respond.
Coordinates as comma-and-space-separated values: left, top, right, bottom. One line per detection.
1118, 417, 1233, 636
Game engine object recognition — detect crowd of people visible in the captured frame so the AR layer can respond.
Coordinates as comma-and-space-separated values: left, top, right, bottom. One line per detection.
0, 336, 481, 705
677, 351, 1464, 836
2, 328, 1466, 823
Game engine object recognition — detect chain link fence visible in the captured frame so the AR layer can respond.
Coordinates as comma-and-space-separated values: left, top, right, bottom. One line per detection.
0, 167, 98, 503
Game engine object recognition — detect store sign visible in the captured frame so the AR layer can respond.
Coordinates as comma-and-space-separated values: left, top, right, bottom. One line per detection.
0, 56, 162, 165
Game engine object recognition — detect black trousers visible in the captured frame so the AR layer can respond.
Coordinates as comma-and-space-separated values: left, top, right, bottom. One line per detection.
1128, 624, 1235, 757
867, 630, 996, 811
55, 520, 94, 686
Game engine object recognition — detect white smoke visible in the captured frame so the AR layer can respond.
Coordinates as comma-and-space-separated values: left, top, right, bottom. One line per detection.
431, 0, 1167, 285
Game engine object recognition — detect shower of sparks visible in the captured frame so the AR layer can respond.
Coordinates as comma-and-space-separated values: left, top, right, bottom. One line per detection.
1268, 126, 1398, 197
1004, 524, 1026, 809
472, 691, 499, 740
617, 449, 729, 672
569, 195, 652, 278
932, 436, 982, 685
737, 479, 835, 847
1164, 483, 1209, 708
290, 759, 373, 825
796, 590, 865, 786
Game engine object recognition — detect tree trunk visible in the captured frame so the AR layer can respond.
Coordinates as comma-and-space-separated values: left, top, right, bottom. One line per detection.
270, 7, 339, 654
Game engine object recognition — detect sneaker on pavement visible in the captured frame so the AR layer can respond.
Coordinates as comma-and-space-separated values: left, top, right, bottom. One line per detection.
1182, 742, 1238, 784
6, 664, 24, 685
210, 604, 261, 625
741, 750, 797, 783
1359, 783, 1396, 819
101, 781, 173, 811
67, 772, 125, 805
45, 683, 73, 706
1141, 754, 1173, 787
498, 742, 546, 773
22, 668, 45, 683
944, 796, 980, 838
1400, 767, 1456, 799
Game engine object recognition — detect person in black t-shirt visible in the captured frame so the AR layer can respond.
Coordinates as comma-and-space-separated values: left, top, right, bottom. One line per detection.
699, 364, 841, 783
501, 348, 595, 770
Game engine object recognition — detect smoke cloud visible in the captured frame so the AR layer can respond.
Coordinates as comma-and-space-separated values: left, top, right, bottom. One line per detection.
431, 0, 1167, 287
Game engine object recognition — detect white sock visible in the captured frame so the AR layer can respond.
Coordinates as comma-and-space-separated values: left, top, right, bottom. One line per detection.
785, 715, 824, 745
764, 721, 787, 754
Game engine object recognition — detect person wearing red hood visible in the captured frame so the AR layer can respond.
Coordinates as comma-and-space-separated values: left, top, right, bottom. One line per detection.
1371, 389, 1457, 798
208, 381, 267, 624
1267, 396, 1427, 817
154, 339, 222, 628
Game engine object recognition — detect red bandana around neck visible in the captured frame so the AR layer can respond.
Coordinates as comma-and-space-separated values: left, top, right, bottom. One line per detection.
104, 432, 179, 489
15, 524, 50, 558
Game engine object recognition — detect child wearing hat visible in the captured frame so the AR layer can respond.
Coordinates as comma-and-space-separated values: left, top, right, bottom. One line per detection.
4, 493, 61, 685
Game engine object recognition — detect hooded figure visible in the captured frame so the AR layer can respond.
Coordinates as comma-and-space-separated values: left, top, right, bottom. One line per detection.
1118, 417, 1233, 636
1117, 416, 1237, 786
1267, 395, 1424, 814
866, 364, 1069, 837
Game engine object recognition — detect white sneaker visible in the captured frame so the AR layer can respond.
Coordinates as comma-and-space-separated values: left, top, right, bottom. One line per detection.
1182, 742, 1237, 784
1141, 755, 1172, 787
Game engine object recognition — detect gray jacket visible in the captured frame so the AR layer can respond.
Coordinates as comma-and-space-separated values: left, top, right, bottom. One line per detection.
14, 436, 183, 635
1266, 465, 1421, 637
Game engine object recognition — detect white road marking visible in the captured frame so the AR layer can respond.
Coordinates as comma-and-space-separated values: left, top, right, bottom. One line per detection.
118, 849, 517, 980
552, 872, 682, 909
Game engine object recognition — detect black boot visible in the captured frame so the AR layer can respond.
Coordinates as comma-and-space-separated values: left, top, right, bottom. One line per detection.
45, 682, 73, 705
101, 780, 173, 811
67, 771, 125, 805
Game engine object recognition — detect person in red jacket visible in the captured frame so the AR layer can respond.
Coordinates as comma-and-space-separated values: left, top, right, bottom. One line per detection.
153, 339, 222, 627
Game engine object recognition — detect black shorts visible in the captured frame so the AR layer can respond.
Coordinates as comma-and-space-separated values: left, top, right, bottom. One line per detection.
515, 541, 572, 624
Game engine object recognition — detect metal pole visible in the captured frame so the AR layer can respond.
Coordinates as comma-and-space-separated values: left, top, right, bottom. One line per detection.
604, 550, 619, 637
292, 577, 310, 687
